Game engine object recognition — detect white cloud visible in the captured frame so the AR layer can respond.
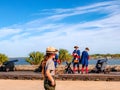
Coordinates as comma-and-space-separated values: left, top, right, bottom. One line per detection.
0, 28, 21, 38
0, 0, 120, 57
36, 1, 119, 21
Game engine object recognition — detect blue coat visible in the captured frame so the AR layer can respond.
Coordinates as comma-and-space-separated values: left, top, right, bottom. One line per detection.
81, 51, 89, 66
72, 49, 80, 61
72, 50, 80, 56
54, 54, 59, 68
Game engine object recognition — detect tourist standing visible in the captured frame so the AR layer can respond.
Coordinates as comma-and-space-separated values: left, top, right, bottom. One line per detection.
42, 46, 57, 90
81, 47, 90, 74
53, 49, 59, 68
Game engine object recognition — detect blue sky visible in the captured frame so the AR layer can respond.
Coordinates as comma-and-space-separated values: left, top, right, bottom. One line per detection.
0, 0, 120, 57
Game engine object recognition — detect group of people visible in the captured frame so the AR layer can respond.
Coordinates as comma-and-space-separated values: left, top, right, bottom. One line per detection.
72, 46, 90, 74
42, 46, 90, 90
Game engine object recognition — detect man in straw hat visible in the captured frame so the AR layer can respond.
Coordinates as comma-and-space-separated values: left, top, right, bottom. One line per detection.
43, 46, 57, 90
81, 47, 90, 74
72, 46, 81, 73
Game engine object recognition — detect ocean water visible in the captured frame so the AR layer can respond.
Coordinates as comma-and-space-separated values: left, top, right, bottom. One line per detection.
9, 57, 30, 65
9, 58, 120, 65
89, 59, 120, 65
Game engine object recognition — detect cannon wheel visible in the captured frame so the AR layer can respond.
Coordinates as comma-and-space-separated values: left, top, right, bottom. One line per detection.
104, 68, 110, 74
6, 68, 9, 72
13, 67, 16, 71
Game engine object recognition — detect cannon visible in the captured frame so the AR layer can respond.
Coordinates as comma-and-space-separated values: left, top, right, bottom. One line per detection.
0, 60, 18, 72
90, 58, 110, 74
64, 62, 74, 74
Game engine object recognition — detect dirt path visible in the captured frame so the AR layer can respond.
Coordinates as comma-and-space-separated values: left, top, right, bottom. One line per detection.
0, 80, 120, 90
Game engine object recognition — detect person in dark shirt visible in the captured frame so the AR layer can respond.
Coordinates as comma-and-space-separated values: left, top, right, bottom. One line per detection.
53, 49, 59, 68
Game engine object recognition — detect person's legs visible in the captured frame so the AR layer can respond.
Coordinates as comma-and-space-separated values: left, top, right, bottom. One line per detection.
44, 78, 56, 90
77, 63, 80, 73
54, 61, 57, 68
73, 63, 76, 73
81, 65, 85, 74
85, 65, 88, 74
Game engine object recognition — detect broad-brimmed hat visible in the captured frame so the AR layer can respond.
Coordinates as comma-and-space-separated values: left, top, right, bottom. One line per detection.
46, 46, 56, 53
74, 46, 79, 48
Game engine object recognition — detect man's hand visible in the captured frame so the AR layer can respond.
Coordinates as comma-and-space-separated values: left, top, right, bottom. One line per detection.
51, 80, 55, 86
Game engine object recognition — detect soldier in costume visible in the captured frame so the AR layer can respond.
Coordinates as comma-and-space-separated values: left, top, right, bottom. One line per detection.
81, 47, 90, 74
72, 46, 81, 73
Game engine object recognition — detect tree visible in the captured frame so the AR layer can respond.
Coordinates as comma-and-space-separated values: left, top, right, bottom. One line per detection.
0, 53, 8, 65
59, 49, 72, 63
26, 51, 44, 65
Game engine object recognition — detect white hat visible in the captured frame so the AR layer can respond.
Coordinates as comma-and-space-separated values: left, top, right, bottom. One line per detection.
46, 46, 56, 53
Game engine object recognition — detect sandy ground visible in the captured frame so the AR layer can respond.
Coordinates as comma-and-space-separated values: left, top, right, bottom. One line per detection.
0, 80, 120, 90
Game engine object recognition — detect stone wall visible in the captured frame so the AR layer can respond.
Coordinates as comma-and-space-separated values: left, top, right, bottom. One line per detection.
15, 65, 120, 72
15, 65, 39, 71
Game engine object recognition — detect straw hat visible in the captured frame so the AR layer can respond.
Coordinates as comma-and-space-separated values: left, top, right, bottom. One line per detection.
46, 46, 56, 53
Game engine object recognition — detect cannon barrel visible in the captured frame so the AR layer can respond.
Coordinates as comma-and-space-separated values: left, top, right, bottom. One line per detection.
97, 58, 108, 63
3, 59, 18, 65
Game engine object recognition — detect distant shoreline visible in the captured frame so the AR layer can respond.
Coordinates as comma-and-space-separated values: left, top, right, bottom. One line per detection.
8, 57, 120, 65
